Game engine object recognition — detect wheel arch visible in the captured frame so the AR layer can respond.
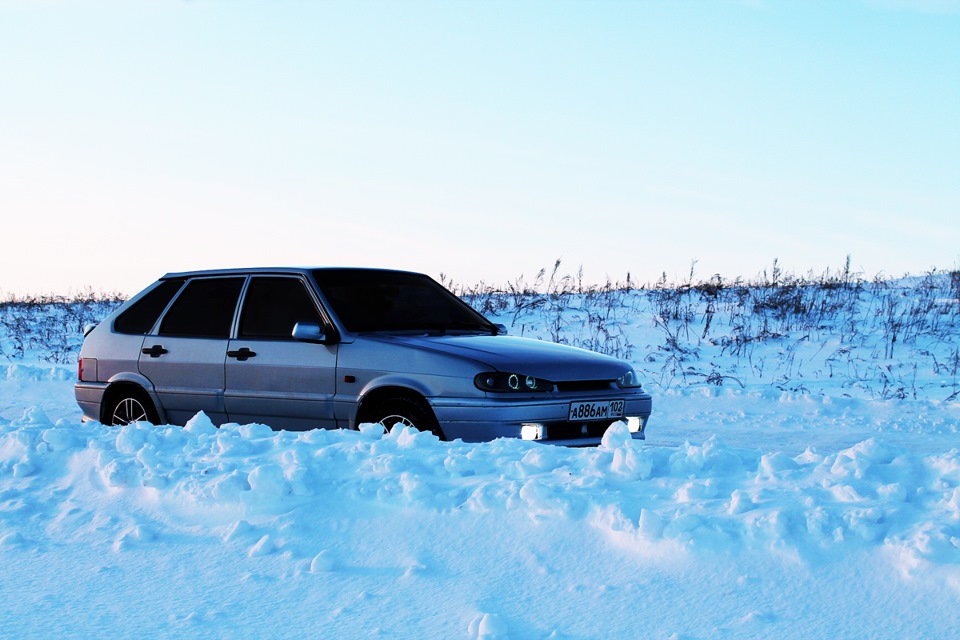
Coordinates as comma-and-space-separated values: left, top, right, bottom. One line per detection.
100, 378, 166, 425
355, 385, 427, 425
354, 385, 438, 431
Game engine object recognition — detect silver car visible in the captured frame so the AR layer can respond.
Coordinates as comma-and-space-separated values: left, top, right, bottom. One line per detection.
75, 267, 652, 445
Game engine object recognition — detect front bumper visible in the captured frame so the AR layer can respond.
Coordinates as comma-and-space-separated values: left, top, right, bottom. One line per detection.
429, 392, 652, 445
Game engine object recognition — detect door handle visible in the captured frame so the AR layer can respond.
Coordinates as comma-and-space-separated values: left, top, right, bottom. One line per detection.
227, 347, 257, 361
141, 344, 168, 357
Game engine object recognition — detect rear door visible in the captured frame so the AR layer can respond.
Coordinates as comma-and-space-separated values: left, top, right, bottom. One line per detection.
224, 276, 339, 430
138, 277, 244, 425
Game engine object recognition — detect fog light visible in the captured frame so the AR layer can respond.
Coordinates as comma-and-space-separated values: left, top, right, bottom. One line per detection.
521, 423, 545, 440
626, 417, 643, 433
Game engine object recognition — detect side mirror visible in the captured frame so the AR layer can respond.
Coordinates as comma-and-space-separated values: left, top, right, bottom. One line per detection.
83, 323, 98, 337
292, 322, 338, 344
494, 323, 508, 336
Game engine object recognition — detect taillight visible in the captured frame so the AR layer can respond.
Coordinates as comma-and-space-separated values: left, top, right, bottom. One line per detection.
78, 359, 83, 381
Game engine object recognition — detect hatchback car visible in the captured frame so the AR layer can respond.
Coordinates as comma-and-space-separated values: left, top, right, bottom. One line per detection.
75, 267, 652, 445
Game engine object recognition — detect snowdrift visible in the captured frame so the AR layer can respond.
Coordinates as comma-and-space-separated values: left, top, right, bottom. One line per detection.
2, 390, 959, 638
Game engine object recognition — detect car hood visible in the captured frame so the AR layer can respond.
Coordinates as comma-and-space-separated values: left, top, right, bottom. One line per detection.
366, 334, 630, 382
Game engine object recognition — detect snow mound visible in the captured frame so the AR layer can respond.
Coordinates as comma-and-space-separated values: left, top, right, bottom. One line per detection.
2, 413, 959, 566
2, 404, 960, 637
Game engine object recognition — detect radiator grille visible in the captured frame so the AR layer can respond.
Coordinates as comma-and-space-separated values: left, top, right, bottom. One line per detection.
544, 421, 614, 440
554, 380, 616, 393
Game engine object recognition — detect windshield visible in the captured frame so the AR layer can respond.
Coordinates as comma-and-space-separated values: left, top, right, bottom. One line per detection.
312, 269, 496, 334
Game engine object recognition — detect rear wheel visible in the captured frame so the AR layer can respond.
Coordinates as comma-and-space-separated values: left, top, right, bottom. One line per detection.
103, 387, 159, 426
367, 397, 444, 440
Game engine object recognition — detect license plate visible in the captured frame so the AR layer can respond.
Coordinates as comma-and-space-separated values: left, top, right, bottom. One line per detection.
568, 400, 625, 422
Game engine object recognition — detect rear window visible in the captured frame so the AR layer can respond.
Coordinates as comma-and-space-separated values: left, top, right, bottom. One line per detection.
158, 277, 244, 338
114, 279, 185, 335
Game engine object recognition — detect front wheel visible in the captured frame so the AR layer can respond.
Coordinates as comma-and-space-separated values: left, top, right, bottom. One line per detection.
367, 397, 444, 440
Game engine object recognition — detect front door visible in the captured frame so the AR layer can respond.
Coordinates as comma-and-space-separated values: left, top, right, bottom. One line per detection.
224, 276, 338, 430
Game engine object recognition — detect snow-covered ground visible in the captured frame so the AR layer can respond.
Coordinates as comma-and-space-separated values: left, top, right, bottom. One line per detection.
2, 276, 959, 638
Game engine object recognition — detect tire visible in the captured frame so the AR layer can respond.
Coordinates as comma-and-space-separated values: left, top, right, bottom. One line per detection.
368, 397, 444, 440
103, 387, 160, 426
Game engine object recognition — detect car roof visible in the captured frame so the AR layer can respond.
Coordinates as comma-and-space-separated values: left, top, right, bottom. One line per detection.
159, 266, 422, 280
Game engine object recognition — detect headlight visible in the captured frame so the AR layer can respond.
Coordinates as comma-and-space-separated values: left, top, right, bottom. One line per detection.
616, 368, 643, 389
475, 372, 555, 393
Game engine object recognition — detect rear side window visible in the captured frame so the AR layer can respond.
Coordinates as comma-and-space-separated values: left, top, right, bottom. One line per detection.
238, 277, 323, 340
114, 279, 185, 335
158, 277, 244, 338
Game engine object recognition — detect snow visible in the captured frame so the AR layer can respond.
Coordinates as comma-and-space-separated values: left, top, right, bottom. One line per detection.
2, 278, 960, 638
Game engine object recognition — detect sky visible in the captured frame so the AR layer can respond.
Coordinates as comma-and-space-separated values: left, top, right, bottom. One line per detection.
1, 0, 958, 296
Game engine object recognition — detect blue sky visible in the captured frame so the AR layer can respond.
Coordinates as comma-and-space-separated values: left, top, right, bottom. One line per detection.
1, 0, 957, 295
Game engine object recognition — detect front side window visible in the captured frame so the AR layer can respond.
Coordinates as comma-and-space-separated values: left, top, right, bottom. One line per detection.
238, 277, 323, 340
158, 277, 244, 338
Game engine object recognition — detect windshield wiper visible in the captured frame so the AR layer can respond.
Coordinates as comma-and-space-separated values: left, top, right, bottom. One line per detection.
357, 321, 500, 335
411, 321, 499, 335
